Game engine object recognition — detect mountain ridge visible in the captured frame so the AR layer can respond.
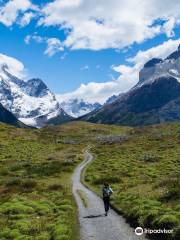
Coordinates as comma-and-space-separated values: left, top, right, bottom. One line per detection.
79, 44, 180, 126
0, 65, 72, 127
59, 98, 102, 117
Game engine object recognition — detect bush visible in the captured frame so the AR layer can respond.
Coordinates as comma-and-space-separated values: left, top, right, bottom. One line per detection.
26, 161, 63, 176
21, 179, 37, 191
48, 183, 63, 191
6, 178, 21, 187
139, 153, 160, 162
0, 201, 34, 215
53, 223, 69, 240
162, 187, 180, 201
0, 228, 21, 239
153, 214, 179, 229
93, 176, 121, 185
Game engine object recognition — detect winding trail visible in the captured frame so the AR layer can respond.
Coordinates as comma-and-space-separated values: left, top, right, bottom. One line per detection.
72, 148, 147, 240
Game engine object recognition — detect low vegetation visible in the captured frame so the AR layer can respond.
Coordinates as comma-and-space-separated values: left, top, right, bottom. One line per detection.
1, 121, 179, 239
84, 122, 180, 240
0, 121, 127, 240
77, 189, 88, 208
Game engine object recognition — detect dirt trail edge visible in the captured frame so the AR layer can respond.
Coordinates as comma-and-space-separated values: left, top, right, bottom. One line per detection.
72, 147, 147, 240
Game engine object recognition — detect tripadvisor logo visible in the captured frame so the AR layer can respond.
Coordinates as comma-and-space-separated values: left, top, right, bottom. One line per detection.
135, 227, 144, 236
135, 227, 174, 236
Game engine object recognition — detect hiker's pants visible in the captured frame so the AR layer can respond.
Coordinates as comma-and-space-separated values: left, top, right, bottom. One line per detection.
103, 197, 110, 212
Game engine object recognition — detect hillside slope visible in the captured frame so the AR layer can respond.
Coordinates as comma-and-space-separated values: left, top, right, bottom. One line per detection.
79, 44, 180, 126
0, 103, 28, 128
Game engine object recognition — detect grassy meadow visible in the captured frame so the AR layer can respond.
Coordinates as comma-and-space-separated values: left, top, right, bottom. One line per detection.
0, 121, 179, 239
0, 121, 127, 240
84, 122, 180, 239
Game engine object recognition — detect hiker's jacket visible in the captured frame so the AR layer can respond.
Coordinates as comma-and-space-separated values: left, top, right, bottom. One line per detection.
102, 186, 113, 198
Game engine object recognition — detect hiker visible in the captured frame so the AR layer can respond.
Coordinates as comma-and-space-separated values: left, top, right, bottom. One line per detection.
102, 182, 113, 216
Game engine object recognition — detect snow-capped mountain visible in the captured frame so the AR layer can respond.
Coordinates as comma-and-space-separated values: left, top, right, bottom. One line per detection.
59, 98, 102, 117
0, 102, 28, 128
0, 64, 71, 127
137, 44, 180, 87
79, 44, 180, 126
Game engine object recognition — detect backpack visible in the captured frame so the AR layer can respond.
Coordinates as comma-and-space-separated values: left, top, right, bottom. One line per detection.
103, 187, 112, 197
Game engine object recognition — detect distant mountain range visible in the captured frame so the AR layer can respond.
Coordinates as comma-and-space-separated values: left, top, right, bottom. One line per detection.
0, 64, 72, 127
1, 44, 180, 128
58, 96, 121, 118
79, 44, 180, 126
59, 98, 102, 117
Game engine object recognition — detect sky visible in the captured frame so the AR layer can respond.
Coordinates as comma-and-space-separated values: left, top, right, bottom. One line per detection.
0, 0, 180, 104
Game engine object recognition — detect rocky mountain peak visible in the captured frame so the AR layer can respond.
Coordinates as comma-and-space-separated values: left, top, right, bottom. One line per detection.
139, 43, 180, 85
25, 78, 49, 97
166, 43, 180, 60
59, 98, 102, 117
1, 63, 8, 72
143, 58, 163, 68
79, 43, 180, 126
0, 68, 70, 127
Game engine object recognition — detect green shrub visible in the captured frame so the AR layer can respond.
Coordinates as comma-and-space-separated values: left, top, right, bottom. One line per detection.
139, 153, 160, 162
6, 177, 21, 187
153, 214, 179, 229
48, 183, 63, 191
20, 179, 37, 191
53, 223, 69, 240
58, 204, 73, 211
0, 201, 34, 215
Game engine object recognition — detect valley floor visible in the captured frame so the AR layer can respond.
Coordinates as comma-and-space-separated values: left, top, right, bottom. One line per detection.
0, 121, 179, 240
84, 122, 180, 240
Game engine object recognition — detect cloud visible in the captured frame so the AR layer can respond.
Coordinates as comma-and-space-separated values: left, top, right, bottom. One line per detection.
1, 1, 180, 52
57, 81, 121, 104
80, 65, 89, 71
60, 52, 68, 60
24, 35, 31, 44
19, 11, 36, 27
163, 18, 176, 37
44, 38, 64, 57
24, 34, 64, 56
127, 39, 180, 66
57, 39, 180, 104
39, 0, 180, 50
0, 0, 33, 26
0, 53, 26, 79
25, 34, 44, 44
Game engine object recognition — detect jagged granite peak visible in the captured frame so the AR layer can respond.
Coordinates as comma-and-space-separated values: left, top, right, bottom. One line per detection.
166, 43, 180, 60
139, 43, 180, 85
1, 64, 24, 86
1, 65, 49, 97
0, 65, 71, 127
143, 58, 163, 68
79, 44, 180, 126
24, 78, 49, 97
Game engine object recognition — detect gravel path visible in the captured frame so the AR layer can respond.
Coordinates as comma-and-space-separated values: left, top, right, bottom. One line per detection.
72, 149, 147, 240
